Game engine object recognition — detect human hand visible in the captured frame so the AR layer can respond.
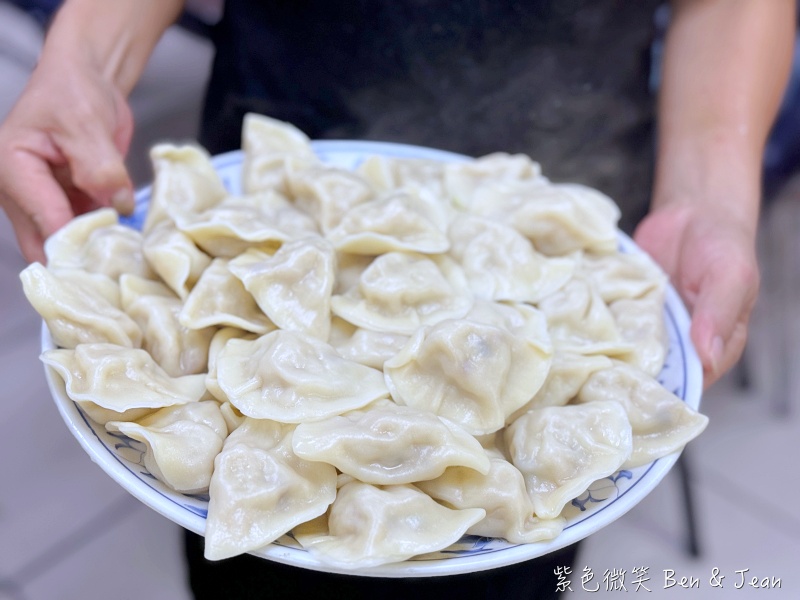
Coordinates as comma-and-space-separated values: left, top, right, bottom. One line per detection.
0, 43, 134, 263
634, 203, 759, 389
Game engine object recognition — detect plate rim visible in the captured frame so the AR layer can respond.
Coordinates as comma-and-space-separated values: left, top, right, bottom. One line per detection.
44, 139, 703, 578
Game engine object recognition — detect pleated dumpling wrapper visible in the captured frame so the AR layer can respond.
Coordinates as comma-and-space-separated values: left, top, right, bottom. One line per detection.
385, 304, 553, 436
216, 330, 389, 422
241, 113, 319, 195
179, 258, 276, 335
142, 222, 212, 300
469, 181, 621, 256
610, 290, 670, 378
174, 191, 320, 259
40, 343, 207, 424
228, 237, 336, 340
537, 276, 634, 357
328, 320, 409, 370
326, 188, 450, 255
120, 275, 214, 377
204, 418, 337, 560
294, 481, 485, 569
416, 450, 566, 544
44, 207, 155, 281
447, 214, 574, 303
577, 361, 709, 468
286, 161, 375, 233
20, 263, 142, 349
143, 144, 227, 233
506, 401, 633, 519
331, 251, 473, 335
291, 399, 490, 485
106, 401, 228, 493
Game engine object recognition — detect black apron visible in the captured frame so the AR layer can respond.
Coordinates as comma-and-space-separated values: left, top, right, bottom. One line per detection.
200, 0, 662, 234
190, 2, 661, 598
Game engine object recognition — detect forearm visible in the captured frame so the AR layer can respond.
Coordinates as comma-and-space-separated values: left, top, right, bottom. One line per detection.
654, 0, 795, 229
43, 0, 186, 95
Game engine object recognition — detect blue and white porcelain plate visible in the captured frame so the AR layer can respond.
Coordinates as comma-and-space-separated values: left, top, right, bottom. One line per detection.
42, 140, 703, 578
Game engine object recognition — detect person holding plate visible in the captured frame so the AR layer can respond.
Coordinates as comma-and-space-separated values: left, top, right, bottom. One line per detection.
0, 0, 794, 598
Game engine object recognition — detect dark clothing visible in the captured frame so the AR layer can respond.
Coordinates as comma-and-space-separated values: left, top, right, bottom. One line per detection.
189, 2, 661, 597
201, 0, 662, 233
185, 530, 581, 600
8, 0, 60, 26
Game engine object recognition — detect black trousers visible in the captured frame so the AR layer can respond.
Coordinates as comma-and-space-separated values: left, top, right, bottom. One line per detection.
184, 530, 579, 600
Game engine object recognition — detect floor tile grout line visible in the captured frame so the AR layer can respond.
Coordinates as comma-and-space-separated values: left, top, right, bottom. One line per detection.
7, 493, 140, 585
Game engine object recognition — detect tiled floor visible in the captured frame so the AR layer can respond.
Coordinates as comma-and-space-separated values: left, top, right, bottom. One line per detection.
3, 192, 800, 599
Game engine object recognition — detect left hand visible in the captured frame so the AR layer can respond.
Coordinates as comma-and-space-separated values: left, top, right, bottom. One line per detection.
634, 202, 759, 389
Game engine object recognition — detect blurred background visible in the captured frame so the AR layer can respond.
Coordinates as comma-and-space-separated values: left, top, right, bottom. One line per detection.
2, 1, 800, 598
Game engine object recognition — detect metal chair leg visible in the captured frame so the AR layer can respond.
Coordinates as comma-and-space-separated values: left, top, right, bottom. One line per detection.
676, 451, 701, 558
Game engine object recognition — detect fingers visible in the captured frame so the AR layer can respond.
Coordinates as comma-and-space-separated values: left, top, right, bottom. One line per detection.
688, 256, 759, 388
0, 149, 76, 260
54, 118, 135, 216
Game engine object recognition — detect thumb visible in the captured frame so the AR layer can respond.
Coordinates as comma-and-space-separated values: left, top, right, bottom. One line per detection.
68, 137, 134, 215
689, 261, 758, 385
57, 118, 135, 216
0, 149, 76, 263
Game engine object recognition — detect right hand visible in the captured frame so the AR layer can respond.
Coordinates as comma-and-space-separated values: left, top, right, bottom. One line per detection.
0, 47, 135, 263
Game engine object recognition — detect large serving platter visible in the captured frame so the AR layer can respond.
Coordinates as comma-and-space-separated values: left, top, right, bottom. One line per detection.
43, 140, 703, 577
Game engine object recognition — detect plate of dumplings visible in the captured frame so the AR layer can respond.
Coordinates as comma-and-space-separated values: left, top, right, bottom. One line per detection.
24, 114, 707, 577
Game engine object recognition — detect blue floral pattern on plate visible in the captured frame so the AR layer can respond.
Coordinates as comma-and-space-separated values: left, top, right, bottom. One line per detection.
44, 141, 703, 578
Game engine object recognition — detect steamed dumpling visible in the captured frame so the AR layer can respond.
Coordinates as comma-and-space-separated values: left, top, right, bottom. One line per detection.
143, 144, 227, 233
470, 181, 620, 256
357, 155, 448, 197
610, 290, 670, 377
537, 277, 633, 356
512, 351, 613, 416
41, 343, 207, 421
326, 189, 450, 255
295, 481, 485, 569
286, 163, 374, 233
179, 258, 276, 334
416, 451, 566, 544
204, 417, 337, 560
106, 401, 228, 493
228, 237, 336, 340
331, 252, 473, 334
292, 400, 490, 484
21, 263, 142, 349
142, 222, 212, 299
120, 275, 214, 377
216, 330, 389, 422
577, 361, 709, 468
385, 313, 552, 435
241, 113, 319, 195
506, 401, 633, 519
444, 152, 545, 209
174, 191, 319, 258
44, 208, 155, 280
204, 327, 258, 403
448, 214, 574, 303
578, 251, 667, 303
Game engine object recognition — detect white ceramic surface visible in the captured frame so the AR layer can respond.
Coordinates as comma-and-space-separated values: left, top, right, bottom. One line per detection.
42, 140, 703, 578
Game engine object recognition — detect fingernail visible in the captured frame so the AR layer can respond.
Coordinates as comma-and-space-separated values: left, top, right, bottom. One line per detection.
111, 188, 134, 216
709, 336, 724, 373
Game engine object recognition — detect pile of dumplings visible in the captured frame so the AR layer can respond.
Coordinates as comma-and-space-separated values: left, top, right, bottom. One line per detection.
21, 114, 709, 570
